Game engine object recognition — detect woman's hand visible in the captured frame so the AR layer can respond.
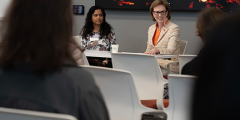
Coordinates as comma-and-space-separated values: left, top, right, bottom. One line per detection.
102, 60, 109, 66
144, 48, 160, 55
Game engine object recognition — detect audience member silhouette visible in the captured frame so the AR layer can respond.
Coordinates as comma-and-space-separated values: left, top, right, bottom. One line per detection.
192, 11, 240, 120
0, 0, 109, 120
181, 7, 225, 75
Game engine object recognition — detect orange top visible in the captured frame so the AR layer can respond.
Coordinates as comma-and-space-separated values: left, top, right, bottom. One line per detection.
152, 24, 161, 46
152, 19, 169, 46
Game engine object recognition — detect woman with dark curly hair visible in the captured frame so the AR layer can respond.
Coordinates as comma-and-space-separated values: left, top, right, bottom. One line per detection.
80, 6, 116, 67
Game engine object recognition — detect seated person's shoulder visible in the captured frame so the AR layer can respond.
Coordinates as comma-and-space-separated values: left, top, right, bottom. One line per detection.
111, 28, 115, 33
59, 65, 96, 89
148, 24, 158, 33
149, 23, 156, 29
181, 57, 199, 75
168, 22, 180, 29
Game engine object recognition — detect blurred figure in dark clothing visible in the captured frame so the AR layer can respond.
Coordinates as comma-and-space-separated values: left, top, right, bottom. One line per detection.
0, 0, 109, 120
192, 11, 240, 120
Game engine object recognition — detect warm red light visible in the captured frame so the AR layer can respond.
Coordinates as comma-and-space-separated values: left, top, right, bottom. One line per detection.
118, 1, 134, 6
112, 0, 240, 9
146, 2, 151, 6
206, 4, 210, 7
200, 0, 207, 2
129, 3, 134, 5
189, 2, 194, 8
227, 0, 240, 5
191, 0, 223, 9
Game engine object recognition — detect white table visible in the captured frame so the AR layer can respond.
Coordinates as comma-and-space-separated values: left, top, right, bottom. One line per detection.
84, 51, 112, 58
84, 51, 177, 59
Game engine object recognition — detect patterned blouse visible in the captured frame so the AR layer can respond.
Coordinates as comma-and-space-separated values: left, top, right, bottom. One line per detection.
81, 30, 116, 51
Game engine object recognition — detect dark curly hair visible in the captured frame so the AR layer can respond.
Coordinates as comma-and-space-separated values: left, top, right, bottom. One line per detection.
80, 6, 113, 39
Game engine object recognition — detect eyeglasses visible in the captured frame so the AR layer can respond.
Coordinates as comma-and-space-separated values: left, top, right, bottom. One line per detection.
153, 11, 167, 15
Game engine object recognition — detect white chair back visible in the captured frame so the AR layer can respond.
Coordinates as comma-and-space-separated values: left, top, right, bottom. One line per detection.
111, 53, 167, 110
82, 65, 165, 120
180, 40, 188, 55
165, 74, 196, 120
166, 40, 188, 74
82, 52, 89, 65
179, 55, 197, 74
0, 107, 77, 120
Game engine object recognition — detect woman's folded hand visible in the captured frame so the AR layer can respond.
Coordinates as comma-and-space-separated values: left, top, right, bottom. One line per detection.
144, 48, 160, 55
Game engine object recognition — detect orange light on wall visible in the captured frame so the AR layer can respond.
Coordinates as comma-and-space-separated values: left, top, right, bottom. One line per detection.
200, 0, 207, 2
199, 0, 215, 3
129, 3, 134, 5
118, 1, 135, 6
195, 0, 223, 9
208, 0, 216, 3
146, 2, 151, 6
227, 0, 240, 5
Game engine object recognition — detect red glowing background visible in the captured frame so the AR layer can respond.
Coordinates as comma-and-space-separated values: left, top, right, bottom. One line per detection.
189, 0, 240, 9
96, 0, 240, 11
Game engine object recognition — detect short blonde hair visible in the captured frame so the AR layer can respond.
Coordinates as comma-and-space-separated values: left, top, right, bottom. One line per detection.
150, 0, 171, 21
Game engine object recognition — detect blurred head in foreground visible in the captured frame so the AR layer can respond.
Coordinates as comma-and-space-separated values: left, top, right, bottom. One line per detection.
0, 0, 74, 75
196, 7, 225, 43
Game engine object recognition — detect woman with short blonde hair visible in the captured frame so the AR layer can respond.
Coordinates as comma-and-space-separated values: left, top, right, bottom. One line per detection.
149, 0, 171, 21
145, 0, 180, 75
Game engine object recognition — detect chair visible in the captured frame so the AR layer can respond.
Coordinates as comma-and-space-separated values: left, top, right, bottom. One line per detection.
165, 74, 197, 120
111, 53, 167, 110
82, 52, 89, 65
180, 40, 188, 55
0, 107, 77, 120
81, 65, 166, 120
167, 40, 188, 74
178, 55, 197, 74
